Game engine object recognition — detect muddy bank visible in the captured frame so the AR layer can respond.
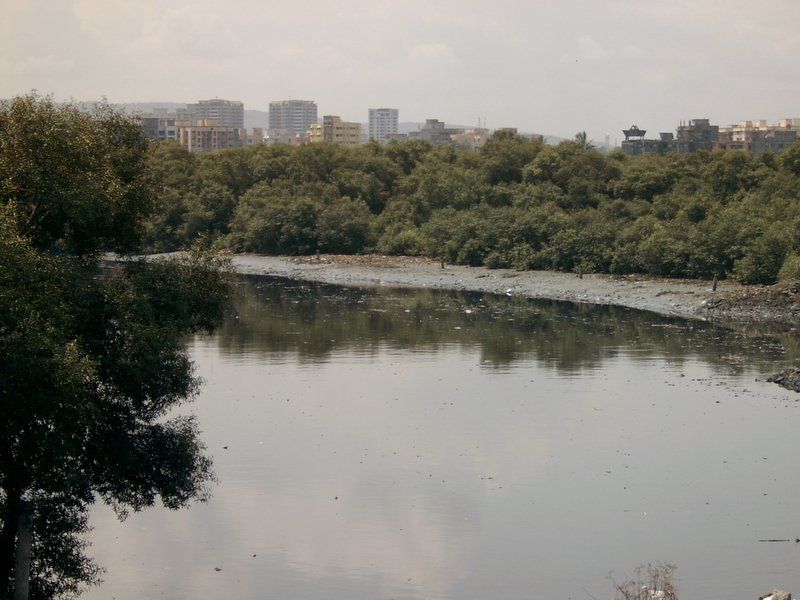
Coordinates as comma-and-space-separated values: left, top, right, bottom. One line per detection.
228, 254, 799, 328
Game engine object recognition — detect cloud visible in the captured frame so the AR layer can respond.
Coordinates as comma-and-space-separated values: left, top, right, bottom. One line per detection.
0, 55, 76, 75
408, 42, 459, 65
560, 35, 608, 64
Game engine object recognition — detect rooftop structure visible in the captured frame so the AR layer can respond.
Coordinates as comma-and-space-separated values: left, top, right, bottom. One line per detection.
622, 125, 646, 140
620, 125, 674, 155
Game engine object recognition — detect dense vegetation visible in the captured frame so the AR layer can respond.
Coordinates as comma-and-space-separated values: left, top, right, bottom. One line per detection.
1, 95, 229, 598
144, 132, 800, 284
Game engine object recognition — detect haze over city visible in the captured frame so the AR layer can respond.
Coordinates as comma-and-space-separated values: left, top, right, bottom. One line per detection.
2, 0, 799, 141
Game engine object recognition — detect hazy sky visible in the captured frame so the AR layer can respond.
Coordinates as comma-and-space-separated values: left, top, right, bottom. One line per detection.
1, 0, 799, 141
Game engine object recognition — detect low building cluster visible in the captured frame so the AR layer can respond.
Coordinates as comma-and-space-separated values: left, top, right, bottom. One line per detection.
138, 97, 797, 156
622, 117, 800, 156
139, 99, 253, 153
136, 97, 545, 153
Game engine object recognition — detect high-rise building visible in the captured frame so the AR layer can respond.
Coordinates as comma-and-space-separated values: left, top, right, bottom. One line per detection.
309, 115, 361, 146
268, 100, 318, 142
368, 108, 399, 144
187, 99, 244, 128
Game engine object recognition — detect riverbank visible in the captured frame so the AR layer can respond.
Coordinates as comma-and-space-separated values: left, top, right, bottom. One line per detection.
228, 254, 800, 328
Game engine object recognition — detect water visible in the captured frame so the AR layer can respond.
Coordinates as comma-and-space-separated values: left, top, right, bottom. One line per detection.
86, 276, 800, 599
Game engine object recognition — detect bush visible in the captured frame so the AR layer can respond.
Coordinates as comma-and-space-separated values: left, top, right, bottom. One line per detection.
317, 198, 374, 253
376, 225, 423, 256
733, 232, 789, 284
778, 253, 800, 281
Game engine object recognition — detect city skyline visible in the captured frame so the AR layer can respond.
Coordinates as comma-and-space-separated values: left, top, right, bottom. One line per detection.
2, 0, 798, 143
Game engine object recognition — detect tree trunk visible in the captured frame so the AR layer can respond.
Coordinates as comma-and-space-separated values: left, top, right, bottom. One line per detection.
0, 486, 22, 599
12, 500, 32, 600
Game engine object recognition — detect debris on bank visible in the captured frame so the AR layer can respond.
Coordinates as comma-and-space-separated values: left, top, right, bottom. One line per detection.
759, 590, 791, 600
767, 367, 800, 393
290, 254, 436, 268
704, 280, 800, 325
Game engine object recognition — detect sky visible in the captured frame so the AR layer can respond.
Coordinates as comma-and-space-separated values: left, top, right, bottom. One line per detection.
1, 0, 799, 142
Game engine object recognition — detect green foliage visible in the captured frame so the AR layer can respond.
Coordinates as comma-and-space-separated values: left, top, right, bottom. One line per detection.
142, 125, 800, 285
574, 131, 594, 150
0, 95, 231, 598
317, 198, 374, 253
480, 130, 542, 184
781, 139, 800, 177
779, 253, 800, 281
733, 228, 790, 284
0, 95, 154, 254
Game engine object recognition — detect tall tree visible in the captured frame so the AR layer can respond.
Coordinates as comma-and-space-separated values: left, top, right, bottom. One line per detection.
574, 130, 595, 150
0, 95, 230, 598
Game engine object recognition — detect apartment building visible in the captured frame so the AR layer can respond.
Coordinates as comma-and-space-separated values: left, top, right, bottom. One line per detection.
718, 120, 798, 154
368, 108, 399, 144
309, 115, 361, 146
269, 100, 318, 142
177, 119, 243, 152
187, 99, 244, 128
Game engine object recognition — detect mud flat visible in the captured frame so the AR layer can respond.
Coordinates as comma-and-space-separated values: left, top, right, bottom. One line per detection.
229, 254, 800, 328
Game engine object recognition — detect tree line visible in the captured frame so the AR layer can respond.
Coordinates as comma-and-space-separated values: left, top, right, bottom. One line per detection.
143, 131, 800, 284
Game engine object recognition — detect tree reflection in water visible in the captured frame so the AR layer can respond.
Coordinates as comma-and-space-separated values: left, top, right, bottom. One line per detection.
216, 276, 798, 375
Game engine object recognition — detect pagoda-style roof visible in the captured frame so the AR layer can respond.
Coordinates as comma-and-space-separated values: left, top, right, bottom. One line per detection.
623, 125, 646, 140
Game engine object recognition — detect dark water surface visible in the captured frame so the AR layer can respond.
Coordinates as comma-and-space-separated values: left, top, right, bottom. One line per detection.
87, 276, 800, 599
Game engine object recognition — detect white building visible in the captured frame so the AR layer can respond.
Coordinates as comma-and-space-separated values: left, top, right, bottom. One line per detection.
368, 108, 399, 144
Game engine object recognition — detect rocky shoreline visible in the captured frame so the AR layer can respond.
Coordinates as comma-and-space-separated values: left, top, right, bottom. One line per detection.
228, 254, 800, 329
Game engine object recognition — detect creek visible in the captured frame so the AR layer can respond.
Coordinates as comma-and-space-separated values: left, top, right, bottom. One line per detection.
86, 276, 800, 599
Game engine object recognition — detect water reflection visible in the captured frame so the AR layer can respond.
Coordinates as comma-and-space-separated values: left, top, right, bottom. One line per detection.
219, 276, 797, 374
85, 277, 800, 600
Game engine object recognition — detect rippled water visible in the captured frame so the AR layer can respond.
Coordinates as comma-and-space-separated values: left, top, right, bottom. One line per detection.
86, 276, 800, 599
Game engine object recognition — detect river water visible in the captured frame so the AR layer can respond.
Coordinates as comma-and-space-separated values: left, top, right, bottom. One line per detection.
86, 276, 800, 599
